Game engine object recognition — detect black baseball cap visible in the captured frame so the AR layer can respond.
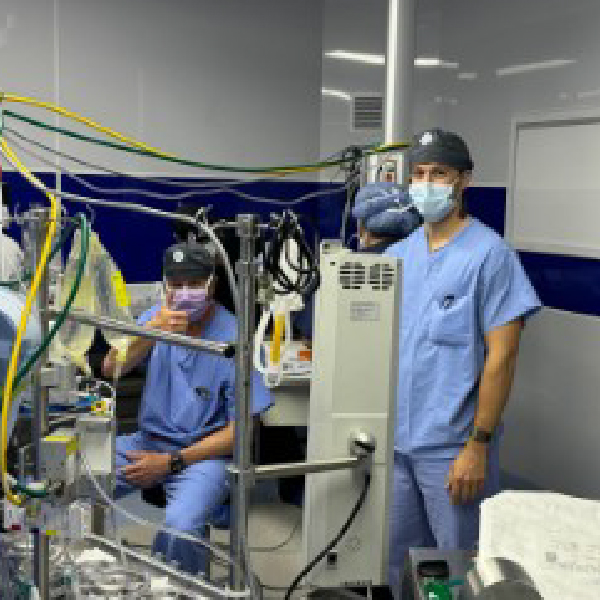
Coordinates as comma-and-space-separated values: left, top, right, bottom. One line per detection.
408, 128, 474, 172
163, 241, 217, 279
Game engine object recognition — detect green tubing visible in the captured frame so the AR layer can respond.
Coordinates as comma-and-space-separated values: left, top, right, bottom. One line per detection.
4, 110, 409, 174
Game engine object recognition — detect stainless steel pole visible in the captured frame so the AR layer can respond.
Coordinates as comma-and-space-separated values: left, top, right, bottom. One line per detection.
230, 214, 258, 592
228, 456, 365, 480
44, 309, 235, 356
30, 207, 52, 599
385, 0, 415, 182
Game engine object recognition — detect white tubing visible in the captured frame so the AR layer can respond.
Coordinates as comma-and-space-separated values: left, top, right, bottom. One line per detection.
253, 307, 271, 376
195, 221, 239, 316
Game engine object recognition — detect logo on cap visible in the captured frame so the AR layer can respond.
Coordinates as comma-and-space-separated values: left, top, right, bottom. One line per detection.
172, 250, 185, 263
420, 132, 434, 146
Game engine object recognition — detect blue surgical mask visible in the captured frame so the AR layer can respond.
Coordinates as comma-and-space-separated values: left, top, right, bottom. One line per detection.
409, 182, 456, 223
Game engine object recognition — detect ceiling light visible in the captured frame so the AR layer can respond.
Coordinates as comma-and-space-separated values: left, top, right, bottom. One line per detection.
415, 57, 459, 69
321, 88, 352, 101
458, 72, 478, 80
324, 50, 458, 69
577, 89, 600, 99
324, 50, 385, 65
496, 59, 576, 77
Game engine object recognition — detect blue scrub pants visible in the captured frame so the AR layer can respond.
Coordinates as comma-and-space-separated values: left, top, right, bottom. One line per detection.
388, 444, 500, 599
114, 432, 230, 575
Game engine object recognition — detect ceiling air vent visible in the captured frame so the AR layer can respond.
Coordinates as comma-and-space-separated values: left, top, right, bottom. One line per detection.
368, 263, 395, 291
352, 94, 384, 131
339, 262, 366, 290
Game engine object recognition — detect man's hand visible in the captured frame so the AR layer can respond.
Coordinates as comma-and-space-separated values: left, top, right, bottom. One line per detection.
122, 451, 170, 488
149, 307, 189, 334
446, 441, 487, 505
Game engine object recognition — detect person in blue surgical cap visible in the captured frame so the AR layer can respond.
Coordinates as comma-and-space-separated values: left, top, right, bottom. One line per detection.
385, 129, 541, 598
352, 182, 423, 253
102, 240, 272, 575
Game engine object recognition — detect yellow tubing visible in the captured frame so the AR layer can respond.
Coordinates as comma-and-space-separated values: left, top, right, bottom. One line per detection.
0, 138, 57, 505
1, 94, 408, 175
270, 314, 285, 366
2, 94, 318, 174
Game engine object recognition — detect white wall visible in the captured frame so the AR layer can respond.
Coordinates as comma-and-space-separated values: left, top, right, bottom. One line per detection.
415, 0, 600, 185
320, 0, 388, 162
503, 309, 600, 498
2, 0, 323, 175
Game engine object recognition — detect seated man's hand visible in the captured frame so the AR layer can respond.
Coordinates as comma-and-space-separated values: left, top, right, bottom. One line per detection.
149, 307, 189, 334
122, 451, 170, 488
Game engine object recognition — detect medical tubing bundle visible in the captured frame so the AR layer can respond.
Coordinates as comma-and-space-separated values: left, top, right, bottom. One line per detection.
4, 127, 361, 208
284, 472, 372, 600
1, 94, 408, 174
263, 212, 319, 298
0, 137, 59, 505
79, 453, 252, 598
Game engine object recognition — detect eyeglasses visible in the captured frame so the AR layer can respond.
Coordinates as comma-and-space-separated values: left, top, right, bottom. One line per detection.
163, 275, 212, 293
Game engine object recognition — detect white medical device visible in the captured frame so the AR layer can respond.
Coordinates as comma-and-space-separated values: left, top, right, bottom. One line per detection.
304, 240, 400, 588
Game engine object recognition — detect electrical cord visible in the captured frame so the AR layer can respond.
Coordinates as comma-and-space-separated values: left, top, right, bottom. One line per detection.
5, 130, 356, 207
283, 471, 372, 600
263, 211, 321, 298
2, 95, 408, 172
3, 103, 404, 175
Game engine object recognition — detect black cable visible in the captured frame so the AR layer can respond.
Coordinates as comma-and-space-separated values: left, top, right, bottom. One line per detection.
263, 210, 320, 299
283, 472, 372, 600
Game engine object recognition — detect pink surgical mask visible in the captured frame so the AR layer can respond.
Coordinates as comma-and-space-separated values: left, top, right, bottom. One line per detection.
172, 287, 214, 321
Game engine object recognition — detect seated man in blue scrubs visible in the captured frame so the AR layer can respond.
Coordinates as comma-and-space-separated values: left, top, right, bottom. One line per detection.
352, 181, 422, 253
385, 129, 541, 597
102, 240, 272, 575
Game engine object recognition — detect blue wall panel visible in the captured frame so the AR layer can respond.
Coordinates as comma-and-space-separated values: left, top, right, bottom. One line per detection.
466, 186, 600, 319
4, 172, 598, 319
2, 172, 347, 282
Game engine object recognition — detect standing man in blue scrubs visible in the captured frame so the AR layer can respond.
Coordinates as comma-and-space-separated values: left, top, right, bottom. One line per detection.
385, 129, 541, 597
102, 240, 272, 575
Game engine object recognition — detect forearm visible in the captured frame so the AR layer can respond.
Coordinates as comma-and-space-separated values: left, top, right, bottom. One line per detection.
474, 353, 518, 433
181, 422, 235, 466
102, 336, 155, 378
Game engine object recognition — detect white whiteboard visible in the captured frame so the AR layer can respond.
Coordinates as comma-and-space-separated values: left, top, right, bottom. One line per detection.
507, 108, 600, 258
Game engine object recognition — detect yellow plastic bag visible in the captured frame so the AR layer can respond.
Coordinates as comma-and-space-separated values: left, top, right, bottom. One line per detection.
52, 229, 95, 375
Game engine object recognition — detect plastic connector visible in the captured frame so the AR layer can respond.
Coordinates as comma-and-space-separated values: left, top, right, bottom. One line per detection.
2, 497, 25, 531
349, 432, 376, 458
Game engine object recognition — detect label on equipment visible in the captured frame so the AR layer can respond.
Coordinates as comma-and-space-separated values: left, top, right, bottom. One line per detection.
350, 301, 380, 322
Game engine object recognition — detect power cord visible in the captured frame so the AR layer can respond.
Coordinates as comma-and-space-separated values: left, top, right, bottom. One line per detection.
263, 210, 320, 298
283, 471, 372, 600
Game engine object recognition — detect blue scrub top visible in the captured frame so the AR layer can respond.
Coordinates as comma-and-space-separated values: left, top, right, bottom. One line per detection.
386, 218, 541, 457
136, 304, 272, 448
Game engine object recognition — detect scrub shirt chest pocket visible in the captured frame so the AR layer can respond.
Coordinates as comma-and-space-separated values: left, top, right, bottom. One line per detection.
174, 352, 223, 435
428, 287, 476, 346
